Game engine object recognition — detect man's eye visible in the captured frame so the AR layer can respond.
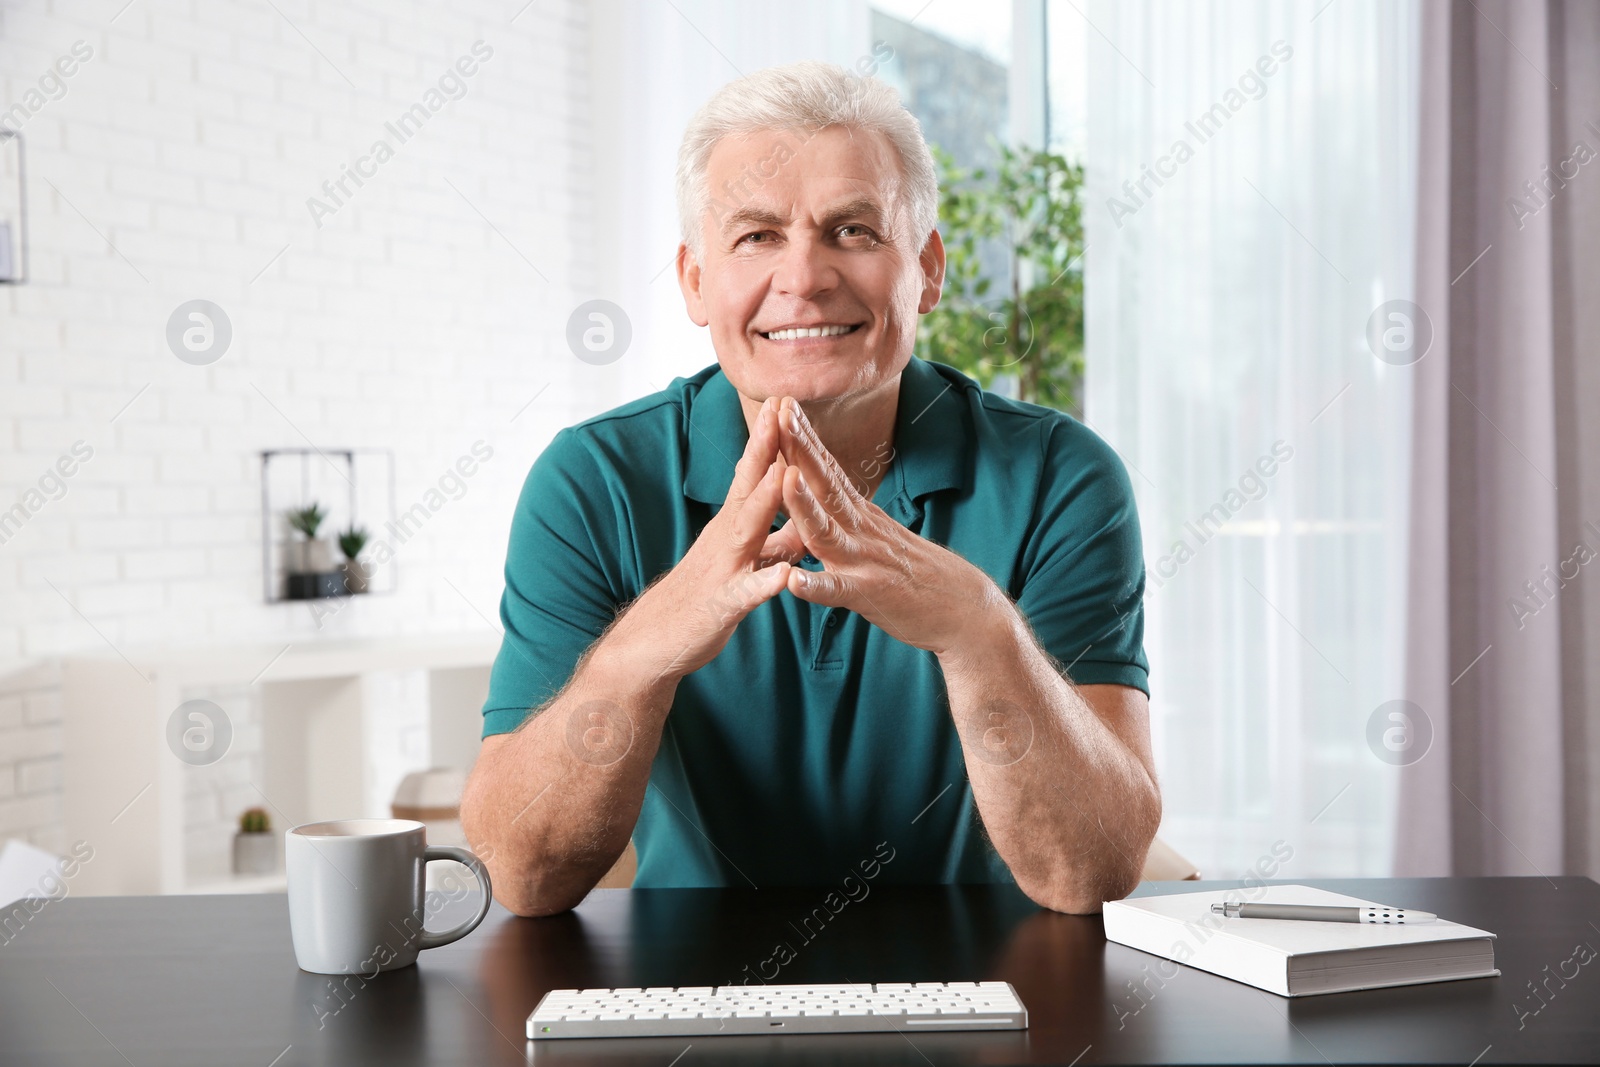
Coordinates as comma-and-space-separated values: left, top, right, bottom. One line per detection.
838, 224, 874, 240
739, 231, 770, 245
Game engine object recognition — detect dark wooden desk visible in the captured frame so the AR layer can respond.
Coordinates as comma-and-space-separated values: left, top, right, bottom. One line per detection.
2, 877, 1596, 1065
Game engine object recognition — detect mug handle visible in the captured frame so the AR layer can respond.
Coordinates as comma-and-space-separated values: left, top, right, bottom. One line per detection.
418, 845, 493, 951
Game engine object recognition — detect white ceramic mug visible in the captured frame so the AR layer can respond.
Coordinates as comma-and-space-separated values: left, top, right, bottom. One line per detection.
286, 818, 492, 975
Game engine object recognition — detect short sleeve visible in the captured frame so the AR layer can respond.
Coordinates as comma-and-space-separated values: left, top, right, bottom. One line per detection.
1014, 419, 1149, 695
481, 428, 625, 736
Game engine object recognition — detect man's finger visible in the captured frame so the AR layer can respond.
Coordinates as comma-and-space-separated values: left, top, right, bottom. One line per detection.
736, 560, 794, 608
758, 522, 807, 565
727, 397, 780, 507
787, 564, 851, 607
730, 459, 785, 553
783, 465, 851, 558
708, 560, 792, 628
778, 398, 861, 525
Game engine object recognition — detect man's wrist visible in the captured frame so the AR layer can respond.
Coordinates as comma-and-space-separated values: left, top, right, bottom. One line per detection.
935, 577, 1023, 678
582, 614, 684, 707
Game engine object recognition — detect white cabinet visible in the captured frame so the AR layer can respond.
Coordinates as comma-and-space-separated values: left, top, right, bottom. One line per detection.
61, 634, 499, 895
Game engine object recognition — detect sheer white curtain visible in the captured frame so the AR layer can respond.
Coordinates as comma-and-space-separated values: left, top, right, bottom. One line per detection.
1083, 0, 1421, 877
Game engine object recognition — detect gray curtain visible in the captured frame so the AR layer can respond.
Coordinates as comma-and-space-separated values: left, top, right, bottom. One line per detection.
1398, 0, 1600, 879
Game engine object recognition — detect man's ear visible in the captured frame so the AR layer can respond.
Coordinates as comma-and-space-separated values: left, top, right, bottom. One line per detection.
676, 242, 710, 327
917, 227, 946, 315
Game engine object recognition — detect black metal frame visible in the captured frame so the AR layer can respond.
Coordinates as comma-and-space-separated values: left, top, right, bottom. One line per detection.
259, 448, 396, 604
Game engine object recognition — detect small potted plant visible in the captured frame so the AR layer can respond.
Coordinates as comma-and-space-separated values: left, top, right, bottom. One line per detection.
339, 524, 371, 594
232, 806, 277, 877
284, 503, 339, 599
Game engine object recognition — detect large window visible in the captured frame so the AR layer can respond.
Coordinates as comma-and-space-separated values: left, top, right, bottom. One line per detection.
874, 2, 1020, 390
875, 3, 1090, 410
872, 1, 1013, 172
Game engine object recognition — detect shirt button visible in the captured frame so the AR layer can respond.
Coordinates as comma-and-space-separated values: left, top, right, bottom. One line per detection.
825, 614, 838, 627
802, 554, 817, 565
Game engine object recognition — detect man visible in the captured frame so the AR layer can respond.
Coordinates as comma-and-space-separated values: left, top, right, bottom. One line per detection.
460, 61, 1159, 916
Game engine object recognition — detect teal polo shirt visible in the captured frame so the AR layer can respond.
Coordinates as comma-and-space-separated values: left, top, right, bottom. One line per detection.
483, 356, 1148, 889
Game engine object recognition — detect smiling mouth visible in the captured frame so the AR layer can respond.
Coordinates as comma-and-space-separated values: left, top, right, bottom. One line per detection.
759, 324, 864, 341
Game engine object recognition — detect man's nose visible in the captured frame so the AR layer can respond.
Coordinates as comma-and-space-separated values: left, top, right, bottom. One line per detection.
771, 235, 838, 300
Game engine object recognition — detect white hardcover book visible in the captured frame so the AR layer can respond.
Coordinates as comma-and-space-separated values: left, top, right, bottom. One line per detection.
1102, 885, 1499, 997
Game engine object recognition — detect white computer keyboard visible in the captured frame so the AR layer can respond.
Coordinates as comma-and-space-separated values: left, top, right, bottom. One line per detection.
526, 981, 1028, 1039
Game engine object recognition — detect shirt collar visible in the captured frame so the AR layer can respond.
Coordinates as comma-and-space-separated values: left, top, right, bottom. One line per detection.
682, 357, 970, 512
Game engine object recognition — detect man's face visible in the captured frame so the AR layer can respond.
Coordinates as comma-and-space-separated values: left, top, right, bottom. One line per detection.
677, 125, 944, 406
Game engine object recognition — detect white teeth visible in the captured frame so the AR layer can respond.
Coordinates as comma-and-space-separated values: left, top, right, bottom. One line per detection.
764, 324, 856, 340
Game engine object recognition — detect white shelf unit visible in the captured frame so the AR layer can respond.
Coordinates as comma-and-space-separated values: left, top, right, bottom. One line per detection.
61, 634, 500, 896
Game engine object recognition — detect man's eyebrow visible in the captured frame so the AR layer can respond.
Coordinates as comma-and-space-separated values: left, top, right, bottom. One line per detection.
818, 198, 887, 227
721, 206, 785, 233
719, 198, 888, 235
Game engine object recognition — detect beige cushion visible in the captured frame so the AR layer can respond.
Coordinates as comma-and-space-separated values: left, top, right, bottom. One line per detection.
1140, 836, 1200, 881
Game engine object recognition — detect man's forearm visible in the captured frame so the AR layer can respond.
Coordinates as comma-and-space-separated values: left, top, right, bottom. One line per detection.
938, 601, 1161, 914
460, 632, 679, 917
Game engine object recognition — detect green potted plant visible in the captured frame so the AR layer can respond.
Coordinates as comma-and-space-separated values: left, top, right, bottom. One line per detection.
919, 142, 1086, 414
231, 806, 276, 877
339, 524, 371, 594
284, 503, 340, 599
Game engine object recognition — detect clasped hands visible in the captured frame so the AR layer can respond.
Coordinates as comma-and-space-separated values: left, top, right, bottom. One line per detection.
625, 395, 1005, 685
710, 391, 998, 662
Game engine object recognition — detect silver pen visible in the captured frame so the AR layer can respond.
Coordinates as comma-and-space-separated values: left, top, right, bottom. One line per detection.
1211, 901, 1437, 924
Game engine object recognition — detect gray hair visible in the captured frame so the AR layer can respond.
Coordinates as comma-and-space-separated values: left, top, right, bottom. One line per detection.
675, 59, 939, 261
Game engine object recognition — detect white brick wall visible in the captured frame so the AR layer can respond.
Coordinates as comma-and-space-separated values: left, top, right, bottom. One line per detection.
0, 0, 626, 859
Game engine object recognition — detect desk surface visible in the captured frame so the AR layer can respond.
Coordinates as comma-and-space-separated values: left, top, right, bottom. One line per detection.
3, 877, 1596, 1066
